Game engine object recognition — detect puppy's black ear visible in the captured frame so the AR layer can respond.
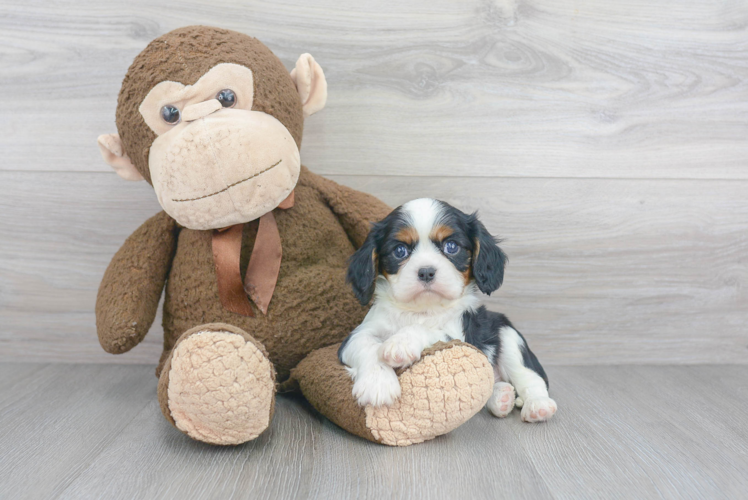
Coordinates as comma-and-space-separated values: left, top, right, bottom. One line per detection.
469, 215, 507, 295
346, 224, 381, 305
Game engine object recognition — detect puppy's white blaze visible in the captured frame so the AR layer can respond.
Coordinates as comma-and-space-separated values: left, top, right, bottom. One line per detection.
402, 198, 441, 237
497, 326, 549, 403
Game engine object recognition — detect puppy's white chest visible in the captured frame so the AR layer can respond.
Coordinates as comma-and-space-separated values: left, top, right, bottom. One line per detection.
395, 310, 464, 341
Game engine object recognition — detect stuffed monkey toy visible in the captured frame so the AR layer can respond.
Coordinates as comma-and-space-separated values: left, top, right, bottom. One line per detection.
96, 26, 495, 446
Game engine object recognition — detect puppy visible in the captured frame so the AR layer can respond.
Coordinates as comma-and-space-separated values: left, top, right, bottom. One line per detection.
338, 199, 557, 423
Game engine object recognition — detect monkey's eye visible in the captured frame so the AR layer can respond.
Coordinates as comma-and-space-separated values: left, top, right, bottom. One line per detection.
160, 105, 180, 124
443, 241, 460, 255
393, 244, 410, 259
216, 89, 236, 108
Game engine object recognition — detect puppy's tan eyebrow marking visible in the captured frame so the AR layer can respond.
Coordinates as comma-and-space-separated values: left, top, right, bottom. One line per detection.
396, 226, 419, 246
430, 224, 453, 242
172, 159, 282, 202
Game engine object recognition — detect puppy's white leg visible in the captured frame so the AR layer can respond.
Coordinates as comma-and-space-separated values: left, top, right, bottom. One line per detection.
340, 329, 401, 407
497, 326, 557, 423
351, 363, 401, 407
378, 324, 435, 369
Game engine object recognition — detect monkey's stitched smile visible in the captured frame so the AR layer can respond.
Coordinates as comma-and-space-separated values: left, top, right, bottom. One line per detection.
172, 159, 283, 203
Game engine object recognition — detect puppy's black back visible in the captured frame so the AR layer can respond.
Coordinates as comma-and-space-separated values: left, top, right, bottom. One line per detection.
462, 306, 549, 388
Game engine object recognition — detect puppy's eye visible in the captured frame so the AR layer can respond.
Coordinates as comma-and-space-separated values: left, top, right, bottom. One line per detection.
443, 241, 460, 255
216, 89, 236, 108
160, 105, 180, 124
393, 244, 410, 259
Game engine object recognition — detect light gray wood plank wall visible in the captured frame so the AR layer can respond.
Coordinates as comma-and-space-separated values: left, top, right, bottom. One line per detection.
1, 172, 747, 365
0, 0, 746, 365
2, 0, 747, 179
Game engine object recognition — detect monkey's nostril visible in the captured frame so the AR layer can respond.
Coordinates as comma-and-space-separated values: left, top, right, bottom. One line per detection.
418, 266, 436, 283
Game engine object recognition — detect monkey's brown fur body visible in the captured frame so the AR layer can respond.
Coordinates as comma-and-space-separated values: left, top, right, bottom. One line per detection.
96, 26, 494, 446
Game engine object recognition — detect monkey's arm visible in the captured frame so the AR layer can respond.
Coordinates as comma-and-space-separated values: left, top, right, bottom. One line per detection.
96, 211, 179, 354
299, 166, 391, 248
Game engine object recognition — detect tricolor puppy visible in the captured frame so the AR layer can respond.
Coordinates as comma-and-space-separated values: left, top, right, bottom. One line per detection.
339, 199, 557, 423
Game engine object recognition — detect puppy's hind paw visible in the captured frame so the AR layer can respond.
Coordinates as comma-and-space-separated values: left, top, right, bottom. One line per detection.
352, 365, 401, 407
486, 382, 516, 418
521, 396, 557, 423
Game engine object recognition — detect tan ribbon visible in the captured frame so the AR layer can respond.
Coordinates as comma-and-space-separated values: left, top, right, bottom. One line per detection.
212, 224, 254, 316
212, 191, 295, 316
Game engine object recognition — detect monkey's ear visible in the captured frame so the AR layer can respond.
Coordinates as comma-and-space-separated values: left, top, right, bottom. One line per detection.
97, 134, 144, 181
290, 53, 327, 118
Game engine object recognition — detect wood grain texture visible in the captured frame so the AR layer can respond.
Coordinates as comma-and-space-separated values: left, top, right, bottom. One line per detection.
1, 171, 747, 366
1, 2, 745, 496
515, 366, 748, 499
1, 363, 746, 499
0, 364, 155, 499
1, 0, 747, 179
1, 1, 747, 365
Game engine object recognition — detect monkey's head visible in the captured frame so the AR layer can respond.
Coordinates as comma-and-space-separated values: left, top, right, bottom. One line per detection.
97, 26, 327, 230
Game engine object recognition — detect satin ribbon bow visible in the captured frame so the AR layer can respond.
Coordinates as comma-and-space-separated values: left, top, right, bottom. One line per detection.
211, 191, 295, 316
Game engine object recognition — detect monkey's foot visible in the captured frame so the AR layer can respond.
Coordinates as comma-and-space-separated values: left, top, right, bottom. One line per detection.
293, 340, 494, 446
158, 323, 276, 445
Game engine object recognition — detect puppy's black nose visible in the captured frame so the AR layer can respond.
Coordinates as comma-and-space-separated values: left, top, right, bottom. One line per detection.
418, 266, 436, 283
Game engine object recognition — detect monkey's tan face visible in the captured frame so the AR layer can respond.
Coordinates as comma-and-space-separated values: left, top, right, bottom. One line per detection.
140, 63, 300, 230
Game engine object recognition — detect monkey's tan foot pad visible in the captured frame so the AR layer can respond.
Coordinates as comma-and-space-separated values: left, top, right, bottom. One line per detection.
292, 340, 494, 447
158, 323, 276, 445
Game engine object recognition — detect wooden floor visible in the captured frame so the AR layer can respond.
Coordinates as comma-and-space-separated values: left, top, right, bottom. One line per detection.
1, 363, 746, 499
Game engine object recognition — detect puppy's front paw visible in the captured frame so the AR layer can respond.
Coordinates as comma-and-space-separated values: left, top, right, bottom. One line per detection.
486, 382, 516, 418
521, 396, 557, 422
379, 335, 422, 369
352, 365, 401, 407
